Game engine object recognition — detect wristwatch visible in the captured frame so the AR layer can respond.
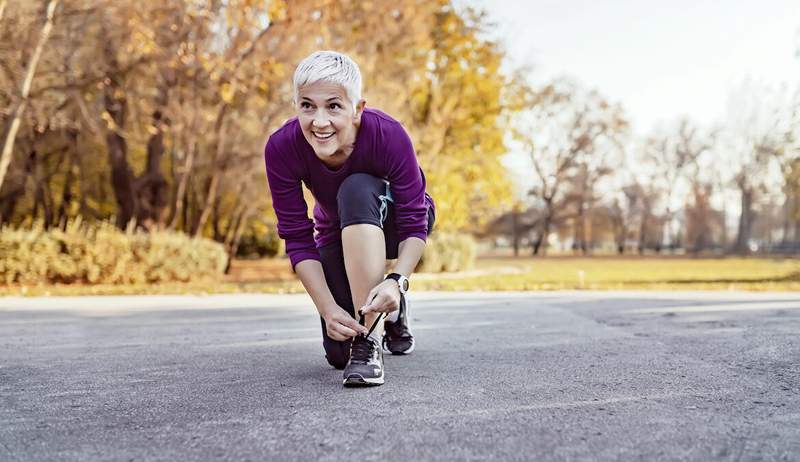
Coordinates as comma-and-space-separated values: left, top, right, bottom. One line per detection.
385, 272, 409, 294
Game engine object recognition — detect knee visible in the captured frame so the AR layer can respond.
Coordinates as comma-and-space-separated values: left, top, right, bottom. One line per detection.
337, 173, 380, 205
337, 173, 384, 223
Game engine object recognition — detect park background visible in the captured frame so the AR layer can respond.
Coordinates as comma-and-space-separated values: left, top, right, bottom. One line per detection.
1, 0, 799, 295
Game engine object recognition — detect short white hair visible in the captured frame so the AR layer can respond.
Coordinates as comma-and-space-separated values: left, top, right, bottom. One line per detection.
293, 50, 362, 108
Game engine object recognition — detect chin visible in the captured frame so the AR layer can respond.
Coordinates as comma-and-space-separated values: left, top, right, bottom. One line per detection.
315, 144, 340, 157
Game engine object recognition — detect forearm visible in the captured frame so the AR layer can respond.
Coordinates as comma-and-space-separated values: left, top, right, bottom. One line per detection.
294, 259, 337, 316
392, 236, 426, 277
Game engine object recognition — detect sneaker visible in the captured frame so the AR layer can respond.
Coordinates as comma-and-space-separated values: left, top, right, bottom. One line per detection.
343, 334, 384, 387
383, 294, 415, 355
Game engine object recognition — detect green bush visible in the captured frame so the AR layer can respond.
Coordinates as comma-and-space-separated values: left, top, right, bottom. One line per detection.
415, 232, 477, 273
0, 218, 228, 285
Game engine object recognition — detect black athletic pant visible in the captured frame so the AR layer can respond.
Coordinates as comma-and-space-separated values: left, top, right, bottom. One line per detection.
318, 173, 435, 369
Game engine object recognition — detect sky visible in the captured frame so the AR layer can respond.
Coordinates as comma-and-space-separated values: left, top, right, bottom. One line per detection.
463, 0, 800, 135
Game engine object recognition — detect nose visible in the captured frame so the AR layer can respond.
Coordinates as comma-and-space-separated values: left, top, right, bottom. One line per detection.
311, 109, 330, 128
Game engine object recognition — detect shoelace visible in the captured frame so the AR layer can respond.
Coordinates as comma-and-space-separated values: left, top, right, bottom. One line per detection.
349, 309, 386, 364
349, 335, 374, 364
359, 310, 385, 338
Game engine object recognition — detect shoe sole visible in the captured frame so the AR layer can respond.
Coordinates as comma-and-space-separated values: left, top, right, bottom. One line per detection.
384, 339, 415, 355
343, 373, 384, 387
381, 338, 417, 356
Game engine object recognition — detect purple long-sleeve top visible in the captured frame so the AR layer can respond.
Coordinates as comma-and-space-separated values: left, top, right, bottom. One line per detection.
264, 108, 435, 269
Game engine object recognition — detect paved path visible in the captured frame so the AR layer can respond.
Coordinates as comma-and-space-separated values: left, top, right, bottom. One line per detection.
1, 291, 799, 461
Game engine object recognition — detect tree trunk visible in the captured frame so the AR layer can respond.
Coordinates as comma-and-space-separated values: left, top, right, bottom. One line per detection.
226, 205, 254, 273
192, 172, 220, 236
223, 203, 245, 248
638, 210, 648, 255
533, 211, 552, 256
781, 194, 792, 244
512, 208, 520, 257
614, 219, 626, 255
0, 144, 36, 225
733, 186, 754, 254
102, 28, 136, 229
573, 203, 588, 255
0, 0, 60, 192
192, 105, 229, 236
168, 140, 196, 230
211, 193, 223, 241
0, 184, 23, 224
719, 207, 728, 250
105, 112, 136, 228
31, 147, 55, 227
136, 77, 171, 230
56, 132, 77, 226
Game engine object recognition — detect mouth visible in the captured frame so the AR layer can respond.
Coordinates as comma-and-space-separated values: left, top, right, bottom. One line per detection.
312, 131, 335, 141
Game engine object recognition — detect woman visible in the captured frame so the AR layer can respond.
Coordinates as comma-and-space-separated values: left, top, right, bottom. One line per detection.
264, 50, 435, 387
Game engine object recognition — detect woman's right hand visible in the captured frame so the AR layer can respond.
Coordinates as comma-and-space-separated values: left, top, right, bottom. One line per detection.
322, 305, 368, 341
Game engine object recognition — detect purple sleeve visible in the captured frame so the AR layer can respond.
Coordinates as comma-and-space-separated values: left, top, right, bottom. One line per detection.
385, 124, 429, 243
264, 138, 320, 270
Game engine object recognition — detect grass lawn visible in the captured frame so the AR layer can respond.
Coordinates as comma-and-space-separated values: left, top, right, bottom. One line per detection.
2, 256, 799, 296
419, 256, 800, 291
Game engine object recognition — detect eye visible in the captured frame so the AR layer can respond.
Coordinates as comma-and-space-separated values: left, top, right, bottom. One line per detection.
329, 103, 342, 110
300, 101, 313, 109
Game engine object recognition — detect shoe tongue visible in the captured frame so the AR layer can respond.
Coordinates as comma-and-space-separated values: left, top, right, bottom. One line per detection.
367, 331, 382, 345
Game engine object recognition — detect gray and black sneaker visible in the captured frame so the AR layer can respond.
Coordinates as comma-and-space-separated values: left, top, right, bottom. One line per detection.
343, 334, 384, 387
383, 294, 415, 355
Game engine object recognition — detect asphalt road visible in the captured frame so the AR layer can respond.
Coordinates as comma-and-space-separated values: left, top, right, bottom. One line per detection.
1, 291, 799, 461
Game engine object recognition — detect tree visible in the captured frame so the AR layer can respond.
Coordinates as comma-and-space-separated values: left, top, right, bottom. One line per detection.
0, 0, 522, 262
0, 0, 59, 193
513, 78, 627, 255
641, 118, 711, 251
300, 0, 518, 231
718, 82, 795, 254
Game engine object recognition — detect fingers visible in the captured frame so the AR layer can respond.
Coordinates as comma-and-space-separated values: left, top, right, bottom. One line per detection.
327, 329, 349, 342
361, 291, 399, 314
338, 315, 368, 336
331, 323, 359, 340
329, 311, 367, 336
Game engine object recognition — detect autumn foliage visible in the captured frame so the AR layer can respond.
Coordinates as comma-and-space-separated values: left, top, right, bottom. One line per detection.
0, 0, 517, 261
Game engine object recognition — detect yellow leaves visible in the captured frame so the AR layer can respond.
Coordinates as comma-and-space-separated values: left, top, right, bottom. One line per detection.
220, 82, 235, 103
398, 5, 515, 233
100, 111, 116, 130
268, 0, 288, 22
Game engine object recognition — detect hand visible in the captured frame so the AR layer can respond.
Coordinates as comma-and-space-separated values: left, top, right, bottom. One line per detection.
322, 305, 368, 341
360, 279, 401, 315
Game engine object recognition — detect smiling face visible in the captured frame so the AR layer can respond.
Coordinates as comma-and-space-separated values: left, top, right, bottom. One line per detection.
296, 80, 366, 168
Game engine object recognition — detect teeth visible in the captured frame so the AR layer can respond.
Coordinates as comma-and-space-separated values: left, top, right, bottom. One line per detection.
314, 132, 334, 139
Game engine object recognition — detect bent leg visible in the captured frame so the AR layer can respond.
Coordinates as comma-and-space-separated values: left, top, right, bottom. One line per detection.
337, 173, 391, 335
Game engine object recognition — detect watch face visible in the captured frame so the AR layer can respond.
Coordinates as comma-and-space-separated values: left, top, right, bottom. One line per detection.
401, 278, 409, 291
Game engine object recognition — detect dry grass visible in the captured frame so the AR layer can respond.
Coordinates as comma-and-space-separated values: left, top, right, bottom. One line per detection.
2, 256, 799, 296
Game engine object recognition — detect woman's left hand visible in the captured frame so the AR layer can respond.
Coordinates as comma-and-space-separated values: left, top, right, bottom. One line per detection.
360, 279, 401, 315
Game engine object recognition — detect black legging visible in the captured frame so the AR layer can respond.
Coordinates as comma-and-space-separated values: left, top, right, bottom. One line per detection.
318, 173, 435, 369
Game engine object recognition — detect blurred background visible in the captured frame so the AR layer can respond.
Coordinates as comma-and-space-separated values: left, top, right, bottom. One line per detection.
1, 0, 799, 294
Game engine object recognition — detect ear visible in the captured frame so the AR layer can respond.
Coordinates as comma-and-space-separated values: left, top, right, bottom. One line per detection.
353, 99, 366, 120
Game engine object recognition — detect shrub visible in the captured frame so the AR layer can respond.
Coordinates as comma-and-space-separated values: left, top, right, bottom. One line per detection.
0, 218, 228, 285
415, 232, 477, 273
235, 229, 285, 258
